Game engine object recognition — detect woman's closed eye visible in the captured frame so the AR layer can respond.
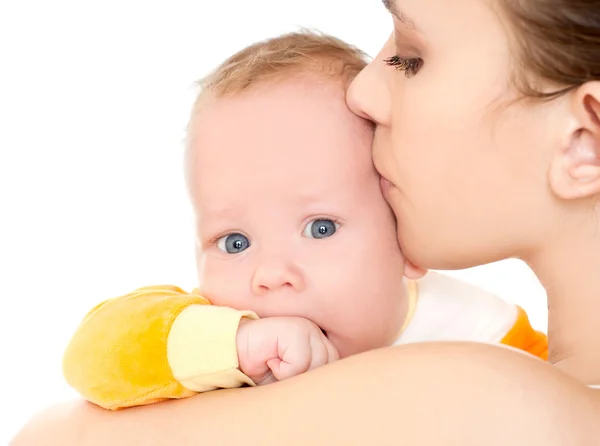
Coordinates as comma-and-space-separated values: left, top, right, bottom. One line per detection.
216, 233, 250, 254
303, 218, 340, 239
383, 54, 423, 77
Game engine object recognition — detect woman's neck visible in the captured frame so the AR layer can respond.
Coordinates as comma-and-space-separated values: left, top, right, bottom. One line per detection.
527, 219, 600, 385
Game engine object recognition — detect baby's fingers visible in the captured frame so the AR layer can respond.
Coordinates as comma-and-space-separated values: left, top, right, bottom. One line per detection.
323, 333, 340, 363
308, 331, 339, 370
269, 340, 312, 381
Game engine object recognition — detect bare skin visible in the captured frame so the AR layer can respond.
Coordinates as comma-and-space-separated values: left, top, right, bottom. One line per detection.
537, 230, 600, 384
13, 343, 600, 445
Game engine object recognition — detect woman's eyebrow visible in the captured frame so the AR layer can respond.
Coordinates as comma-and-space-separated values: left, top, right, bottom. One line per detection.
381, 0, 417, 30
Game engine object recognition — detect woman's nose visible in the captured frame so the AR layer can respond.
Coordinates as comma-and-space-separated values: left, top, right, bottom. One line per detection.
346, 35, 394, 126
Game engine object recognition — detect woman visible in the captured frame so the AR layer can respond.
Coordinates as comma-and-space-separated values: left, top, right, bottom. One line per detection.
13, 0, 600, 444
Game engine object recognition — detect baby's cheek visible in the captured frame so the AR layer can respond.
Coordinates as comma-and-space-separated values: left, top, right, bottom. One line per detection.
197, 259, 246, 307
330, 338, 355, 359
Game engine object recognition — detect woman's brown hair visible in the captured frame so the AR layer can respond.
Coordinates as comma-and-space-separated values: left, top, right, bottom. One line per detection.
503, 0, 600, 99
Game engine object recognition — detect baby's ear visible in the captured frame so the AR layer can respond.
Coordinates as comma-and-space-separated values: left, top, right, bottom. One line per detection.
549, 81, 600, 200
404, 260, 427, 280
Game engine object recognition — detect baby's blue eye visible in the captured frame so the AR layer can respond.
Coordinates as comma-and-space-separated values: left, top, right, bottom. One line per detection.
217, 233, 250, 253
303, 219, 338, 239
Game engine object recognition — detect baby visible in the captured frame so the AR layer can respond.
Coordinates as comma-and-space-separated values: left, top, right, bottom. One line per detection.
63, 30, 547, 410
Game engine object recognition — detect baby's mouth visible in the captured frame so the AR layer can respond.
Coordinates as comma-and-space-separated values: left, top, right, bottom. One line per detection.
320, 327, 329, 338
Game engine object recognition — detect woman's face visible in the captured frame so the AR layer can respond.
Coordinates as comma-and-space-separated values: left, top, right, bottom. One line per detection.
347, 0, 562, 270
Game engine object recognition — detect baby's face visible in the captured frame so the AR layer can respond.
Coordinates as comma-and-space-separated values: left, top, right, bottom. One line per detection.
186, 78, 407, 358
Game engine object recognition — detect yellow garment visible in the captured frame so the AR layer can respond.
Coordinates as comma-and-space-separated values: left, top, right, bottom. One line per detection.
64, 279, 548, 411
63, 285, 257, 410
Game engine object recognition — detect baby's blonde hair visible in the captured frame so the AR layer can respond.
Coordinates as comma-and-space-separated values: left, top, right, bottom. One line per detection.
196, 29, 369, 101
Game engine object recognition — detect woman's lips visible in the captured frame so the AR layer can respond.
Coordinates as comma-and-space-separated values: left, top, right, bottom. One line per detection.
380, 176, 394, 197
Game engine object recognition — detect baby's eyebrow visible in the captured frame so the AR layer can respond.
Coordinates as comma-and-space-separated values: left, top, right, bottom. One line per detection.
294, 192, 332, 206
293, 194, 346, 214
196, 206, 240, 227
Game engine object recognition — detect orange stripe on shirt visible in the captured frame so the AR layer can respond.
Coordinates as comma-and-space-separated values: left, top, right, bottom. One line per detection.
500, 306, 548, 360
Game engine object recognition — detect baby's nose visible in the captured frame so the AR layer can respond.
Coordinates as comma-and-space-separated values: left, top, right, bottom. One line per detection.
251, 260, 305, 296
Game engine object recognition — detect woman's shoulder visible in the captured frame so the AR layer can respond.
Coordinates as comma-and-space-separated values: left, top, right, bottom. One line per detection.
12, 342, 600, 446
374, 342, 600, 445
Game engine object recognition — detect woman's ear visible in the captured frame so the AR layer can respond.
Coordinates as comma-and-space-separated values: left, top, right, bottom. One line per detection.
549, 81, 600, 200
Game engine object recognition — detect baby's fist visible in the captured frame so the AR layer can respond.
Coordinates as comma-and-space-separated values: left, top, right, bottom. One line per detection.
236, 317, 339, 385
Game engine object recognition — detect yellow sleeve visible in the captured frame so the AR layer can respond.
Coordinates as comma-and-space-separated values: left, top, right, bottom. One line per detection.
500, 306, 548, 360
62, 285, 258, 410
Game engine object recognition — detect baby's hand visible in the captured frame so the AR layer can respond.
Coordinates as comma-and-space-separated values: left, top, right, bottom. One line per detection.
236, 317, 339, 385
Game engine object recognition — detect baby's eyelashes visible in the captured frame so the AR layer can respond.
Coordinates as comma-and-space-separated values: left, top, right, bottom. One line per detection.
210, 217, 341, 255
216, 233, 251, 254
303, 218, 339, 239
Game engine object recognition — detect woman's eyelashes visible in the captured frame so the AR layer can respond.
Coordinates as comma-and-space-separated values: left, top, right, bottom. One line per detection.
383, 54, 423, 77
215, 218, 340, 254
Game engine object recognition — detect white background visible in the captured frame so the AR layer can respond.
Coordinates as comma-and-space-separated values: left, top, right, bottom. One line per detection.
1, 1, 547, 442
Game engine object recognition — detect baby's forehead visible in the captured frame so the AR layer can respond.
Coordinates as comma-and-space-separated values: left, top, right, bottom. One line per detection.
189, 79, 374, 181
